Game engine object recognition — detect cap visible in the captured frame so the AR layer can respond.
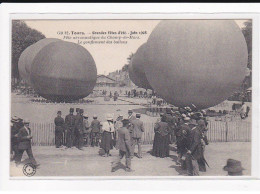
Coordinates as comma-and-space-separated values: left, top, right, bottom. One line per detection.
57, 111, 61, 114
83, 114, 88, 118
76, 108, 80, 112
93, 114, 98, 118
69, 108, 74, 112
128, 109, 133, 113
79, 109, 84, 114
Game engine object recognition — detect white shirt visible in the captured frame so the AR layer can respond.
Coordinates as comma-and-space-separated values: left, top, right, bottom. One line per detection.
102, 121, 115, 132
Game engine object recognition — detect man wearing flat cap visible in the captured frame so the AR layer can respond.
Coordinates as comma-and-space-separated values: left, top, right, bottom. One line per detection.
15, 119, 39, 167
131, 113, 144, 158
65, 108, 76, 148
54, 111, 65, 148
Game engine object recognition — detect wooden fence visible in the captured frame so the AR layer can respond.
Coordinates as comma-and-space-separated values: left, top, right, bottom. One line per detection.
29, 121, 251, 146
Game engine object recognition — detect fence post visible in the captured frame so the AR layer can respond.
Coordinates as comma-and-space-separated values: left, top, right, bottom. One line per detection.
225, 121, 228, 142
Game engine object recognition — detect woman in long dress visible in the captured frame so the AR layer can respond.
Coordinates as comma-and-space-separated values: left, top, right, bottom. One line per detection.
152, 115, 170, 158
100, 114, 115, 157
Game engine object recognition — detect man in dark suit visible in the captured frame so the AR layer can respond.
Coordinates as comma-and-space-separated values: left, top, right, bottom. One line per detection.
15, 119, 39, 167
112, 119, 133, 172
11, 117, 23, 161
131, 113, 144, 158
186, 122, 204, 176
75, 109, 84, 150
65, 108, 76, 148
54, 111, 65, 148
90, 115, 101, 147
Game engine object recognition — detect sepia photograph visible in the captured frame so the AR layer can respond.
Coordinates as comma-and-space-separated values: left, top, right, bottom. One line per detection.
9, 18, 252, 178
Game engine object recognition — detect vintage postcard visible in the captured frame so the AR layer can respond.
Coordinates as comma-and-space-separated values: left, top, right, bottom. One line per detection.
9, 17, 253, 178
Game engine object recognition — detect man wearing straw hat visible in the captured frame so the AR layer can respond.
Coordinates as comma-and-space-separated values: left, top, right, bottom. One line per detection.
11, 116, 23, 161
15, 119, 39, 167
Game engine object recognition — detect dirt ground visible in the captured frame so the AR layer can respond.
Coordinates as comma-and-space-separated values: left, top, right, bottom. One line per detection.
10, 142, 251, 177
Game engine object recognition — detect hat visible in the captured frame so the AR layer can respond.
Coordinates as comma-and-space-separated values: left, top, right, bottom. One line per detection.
79, 109, 84, 114
83, 114, 88, 118
181, 114, 187, 118
106, 113, 113, 121
23, 118, 30, 124
184, 116, 190, 121
184, 106, 192, 112
223, 159, 245, 174
201, 110, 207, 115
69, 108, 74, 112
93, 114, 97, 118
128, 109, 133, 113
160, 113, 164, 117
136, 113, 141, 118
57, 111, 61, 114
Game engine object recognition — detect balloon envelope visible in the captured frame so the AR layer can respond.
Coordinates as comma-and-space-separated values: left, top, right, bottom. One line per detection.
144, 20, 248, 109
18, 38, 61, 84
129, 43, 153, 90
30, 41, 97, 102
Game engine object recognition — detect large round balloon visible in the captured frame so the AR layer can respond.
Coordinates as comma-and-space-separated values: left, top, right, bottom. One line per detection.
144, 20, 248, 109
30, 41, 97, 102
129, 43, 153, 90
18, 38, 61, 84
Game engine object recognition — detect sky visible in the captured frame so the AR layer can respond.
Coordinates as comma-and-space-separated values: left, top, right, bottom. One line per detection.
25, 20, 247, 75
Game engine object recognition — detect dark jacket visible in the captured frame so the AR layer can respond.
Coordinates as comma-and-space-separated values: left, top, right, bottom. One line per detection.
65, 114, 76, 131
189, 127, 204, 160
54, 116, 65, 132
131, 119, 144, 138
117, 127, 131, 152
17, 126, 32, 150
75, 114, 84, 133
91, 119, 101, 133
154, 121, 169, 136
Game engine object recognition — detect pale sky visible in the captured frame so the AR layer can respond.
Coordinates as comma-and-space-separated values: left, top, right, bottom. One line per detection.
25, 20, 247, 75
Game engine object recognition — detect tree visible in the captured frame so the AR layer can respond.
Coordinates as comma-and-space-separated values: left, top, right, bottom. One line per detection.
242, 20, 252, 70
12, 20, 46, 80
122, 53, 134, 72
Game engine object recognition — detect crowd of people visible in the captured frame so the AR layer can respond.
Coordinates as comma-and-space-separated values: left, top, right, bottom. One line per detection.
151, 105, 210, 176
10, 104, 246, 176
